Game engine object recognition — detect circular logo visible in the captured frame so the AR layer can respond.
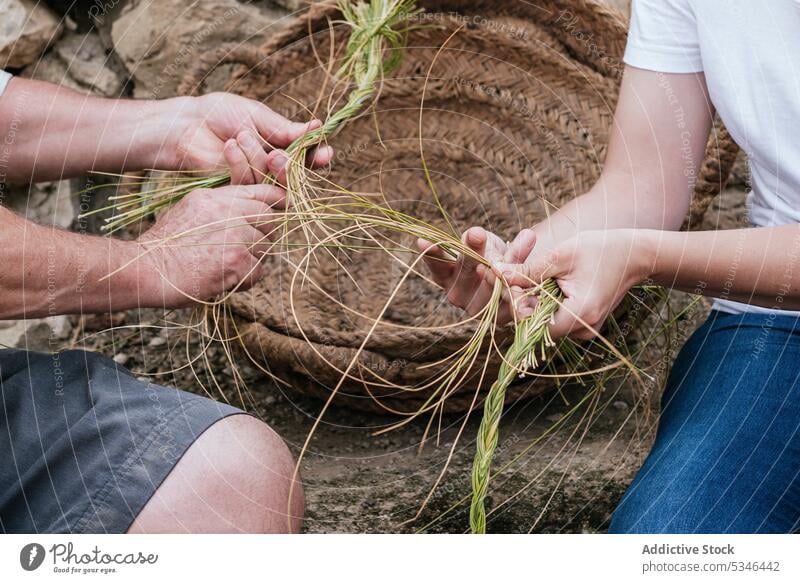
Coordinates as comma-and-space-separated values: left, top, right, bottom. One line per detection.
19, 543, 46, 571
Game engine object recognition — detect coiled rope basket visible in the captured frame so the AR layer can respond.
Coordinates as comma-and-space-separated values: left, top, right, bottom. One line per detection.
179, 0, 738, 414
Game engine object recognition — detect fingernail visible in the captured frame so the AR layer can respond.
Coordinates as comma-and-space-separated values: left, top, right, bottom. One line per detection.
466, 228, 484, 246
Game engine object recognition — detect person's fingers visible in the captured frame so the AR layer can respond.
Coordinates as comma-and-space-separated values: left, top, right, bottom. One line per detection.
276, 118, 321, 146
248, 228, 279, 258
494, 249, 563, 288
224, 139, 255, 185
223, 222, 275, 259
219, 229, 268, 289
464, 273, 498, 316
256, 110, 321, 148
266, 144, 331, 185
250, 210, 283, 241
446, 228, 489, 308
449, 227, 485, 296
506, 284, 534, 321
266, 149, 289, 185
517, 293, 537, 318
238, 260, 266, 291
482, 230, 508, 263
507, 229, 537, 264
216, 183, 287, 208
418, 238, 456, 287
461, 227, 489, 271
545, 290, 611, 340
478, 230, 513, 288
570, 328, 599, 341
548, 295, 590, 339
225, 199, 283, 240
236, 131, 270, 183
491, 282, 532, 325
308, 145, 334, 168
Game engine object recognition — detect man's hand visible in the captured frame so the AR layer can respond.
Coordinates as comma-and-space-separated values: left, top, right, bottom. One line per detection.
160, 93, 334, 185
135, 183, 287, 308
0, 182, 289, 318
494, 229, 652, 340
0, 78, 334, 183
418, 226, 537, 324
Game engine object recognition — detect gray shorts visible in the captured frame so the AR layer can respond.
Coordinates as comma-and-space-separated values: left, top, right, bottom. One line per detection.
0, 348, 242, 533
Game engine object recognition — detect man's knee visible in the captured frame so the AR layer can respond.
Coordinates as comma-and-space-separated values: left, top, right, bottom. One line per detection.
129, 414, 303, 533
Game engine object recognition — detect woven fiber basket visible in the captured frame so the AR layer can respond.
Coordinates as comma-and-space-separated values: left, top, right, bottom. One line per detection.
179, 0, 738, 414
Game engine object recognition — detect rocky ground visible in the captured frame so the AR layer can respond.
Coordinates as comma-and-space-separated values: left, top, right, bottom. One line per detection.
1, 0, 748, 533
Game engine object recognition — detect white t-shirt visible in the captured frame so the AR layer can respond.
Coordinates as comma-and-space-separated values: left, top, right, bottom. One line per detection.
624, 0, 800, 315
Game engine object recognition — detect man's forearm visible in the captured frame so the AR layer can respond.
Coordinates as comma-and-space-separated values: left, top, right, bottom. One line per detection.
639, 225, 800, 310
0, 77, 188, 183
0, 207, 159, 319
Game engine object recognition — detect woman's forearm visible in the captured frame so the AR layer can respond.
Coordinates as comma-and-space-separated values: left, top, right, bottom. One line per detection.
532, 67, 713, 253
640, 225, 800, 310
532, 168, 689, 253
0, 77, 187, 183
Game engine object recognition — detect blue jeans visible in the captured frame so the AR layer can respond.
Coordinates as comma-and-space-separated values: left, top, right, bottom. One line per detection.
609, 309, 800, 533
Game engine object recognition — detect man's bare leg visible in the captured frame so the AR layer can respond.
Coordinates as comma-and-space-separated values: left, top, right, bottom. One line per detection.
128, 415, 303, 533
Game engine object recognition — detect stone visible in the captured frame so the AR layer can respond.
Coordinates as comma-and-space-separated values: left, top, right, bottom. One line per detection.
612, 400, 630, 412
268, 0, 312, 12
5, 180, 78, 230
22, 31, 126, 97
109, 0, 288, 99
0, 0, 63, 69
43, 0, 121, 33
0, 315, 72, 351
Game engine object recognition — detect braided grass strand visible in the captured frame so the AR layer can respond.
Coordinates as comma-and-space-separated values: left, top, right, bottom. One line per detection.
470, 278, 562, 534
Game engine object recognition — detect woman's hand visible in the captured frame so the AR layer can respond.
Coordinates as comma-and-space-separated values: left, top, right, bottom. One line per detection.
418, 227, 537, 323
158, 92, 334, 184
494, 229, 654, 340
